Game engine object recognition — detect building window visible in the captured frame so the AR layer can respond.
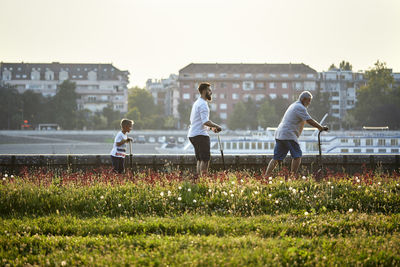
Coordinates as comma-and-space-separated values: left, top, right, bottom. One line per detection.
282, 94, 289, 99
295, 82, 302, 90
183, 84, 190, 89
366, 149, 374, 153
183, 93, 190, 99
245, 73, 253, 78
210, 103, 217, 111
256, 82, 264, 89
233, 83, 240, 89
232, 93, 239, 100
294, 74, 301, 78
220, 82, 227, 88
378, 149, 386, 153
353, 139, 360, 146
391, 139, 398, 146
392, 149, 399, 153
195, 73, 204, 78
220, 113, 227, 119
341, 138, 348, 143
269, 93, 277, 99
220, 73, 227, 78
269, 82, 275, 89
208, 73, 215, 78
243, 81, 254, 91
281, 74, 288, 77
255, 94, 265, 101
341, 149, 349, 153
269, 74, 276, 78
378, 139, 386, 146
220, 103, 227, 110
353, 149, 361, 153
233, 74, 240, 78
256, 73, 264, 78
307, 74, 315, 78
220, 93, 225, 99
282, 83, 287, 89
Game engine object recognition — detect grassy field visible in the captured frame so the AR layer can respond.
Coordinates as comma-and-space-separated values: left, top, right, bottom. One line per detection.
1, 169, 400, 266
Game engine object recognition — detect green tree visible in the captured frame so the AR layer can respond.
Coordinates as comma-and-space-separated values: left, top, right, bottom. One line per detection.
351, 61, 400, 129
52, 80, 78, 129
329, 64, 337, 70
307, 90, 330, 122
257, 100, 278, 129
339, 60, 353, 71
178, 101, 192, 129
102, 104, 122, 129
227, 101, 247, 130
0, 84, 21, 129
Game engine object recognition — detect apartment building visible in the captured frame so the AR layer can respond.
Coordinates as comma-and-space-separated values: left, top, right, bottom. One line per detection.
178, 63, 318, 121
0, 62, 129, 113
146, 74, 179, 118
318, 69, 366, 121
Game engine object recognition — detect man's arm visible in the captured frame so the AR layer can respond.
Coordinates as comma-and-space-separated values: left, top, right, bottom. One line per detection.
306, 119, 328, 131
204, 121, 222, 132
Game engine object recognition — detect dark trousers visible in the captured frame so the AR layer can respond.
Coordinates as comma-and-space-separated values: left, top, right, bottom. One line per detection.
111, 156, 125, 173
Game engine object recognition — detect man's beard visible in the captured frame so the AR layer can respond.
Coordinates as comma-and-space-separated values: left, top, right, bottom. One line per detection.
206, 93, 212, 101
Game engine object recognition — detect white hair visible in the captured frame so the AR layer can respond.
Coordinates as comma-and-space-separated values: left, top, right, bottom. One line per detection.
298, 91, 313, 101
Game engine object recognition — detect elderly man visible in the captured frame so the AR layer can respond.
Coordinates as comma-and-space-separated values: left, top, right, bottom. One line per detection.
265, 91, 328, 177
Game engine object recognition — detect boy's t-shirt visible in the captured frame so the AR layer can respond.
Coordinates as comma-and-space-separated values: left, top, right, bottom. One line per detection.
110, 131, 128, 158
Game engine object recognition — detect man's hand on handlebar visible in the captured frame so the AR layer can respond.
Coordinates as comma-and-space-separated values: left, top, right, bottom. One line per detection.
321, 126, 329, 132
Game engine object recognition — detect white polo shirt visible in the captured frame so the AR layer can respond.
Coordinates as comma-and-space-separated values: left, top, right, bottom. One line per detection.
275, 100, 312, 143
187, 97, 210, 137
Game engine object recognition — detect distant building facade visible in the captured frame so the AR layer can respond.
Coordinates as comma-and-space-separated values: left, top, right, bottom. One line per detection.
146, 74, 179, 118
318, 69, 366, 122
0, 62, 129, 113
178, 63, 318, 122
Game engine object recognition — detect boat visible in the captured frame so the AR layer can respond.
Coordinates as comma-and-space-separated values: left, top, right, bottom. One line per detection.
156, 127, 400, 155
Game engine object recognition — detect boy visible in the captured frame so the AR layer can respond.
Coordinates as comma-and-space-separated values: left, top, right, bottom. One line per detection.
110, 119, 134, 173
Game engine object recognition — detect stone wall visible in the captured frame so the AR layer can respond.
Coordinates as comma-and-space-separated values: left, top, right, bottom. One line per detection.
0, 154, 399, 174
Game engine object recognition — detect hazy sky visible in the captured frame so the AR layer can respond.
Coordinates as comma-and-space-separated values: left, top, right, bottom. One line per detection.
1, 0, 399, 87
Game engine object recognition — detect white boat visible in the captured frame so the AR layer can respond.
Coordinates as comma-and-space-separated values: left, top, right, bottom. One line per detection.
156, 127, 400, 155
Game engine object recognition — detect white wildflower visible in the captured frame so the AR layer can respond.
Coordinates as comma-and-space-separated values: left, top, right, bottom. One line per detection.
254, 191, 259, 195
268, 194, 272, 198
230, 194, 234, 197
269, 176, 272, 181
178, 197, 182, 201
2, 177, 5, 181
302, 176, 306, 180
304, 211, 309, 216
10, 175, 14, 178
61, 261, 67, 266
208, 189, 212, 193
327, 181, 331, 185
187, 188, 191, 192
229, 190, 233, 193
4, 174, 8, 178
280, 181, 284, 184
348, 208, 353, 213
118, 204, 121, 207
168, 191, 171, 196
378, 182, 381, 185
240, 179, 244, 183
100, 195, 104, 199
223, 191, 228, 196
160, 192, 164, 197
292, 189, 297, 194
331, 186, 334, 189
231, 181, 235, 185
358, 185, 362, 189
300, 190, 304, 194
269, 181, 272, 184
314, 195, 317, 199
289, 187, 293, 191
178, 186, 182, 190
275, 200, 279, 204
193, 199, 197, 203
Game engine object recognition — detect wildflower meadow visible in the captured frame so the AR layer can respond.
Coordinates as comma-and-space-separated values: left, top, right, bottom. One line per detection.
1, 168, 400, 266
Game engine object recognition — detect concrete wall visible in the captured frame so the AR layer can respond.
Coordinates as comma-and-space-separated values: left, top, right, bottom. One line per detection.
1, 154, 399, 174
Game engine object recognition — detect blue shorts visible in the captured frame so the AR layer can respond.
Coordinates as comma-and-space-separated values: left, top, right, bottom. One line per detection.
273, 139, 302, 160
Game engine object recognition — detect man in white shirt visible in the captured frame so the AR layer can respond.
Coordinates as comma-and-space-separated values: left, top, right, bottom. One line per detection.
188, 82, 222, 176
265, 91, 328, 177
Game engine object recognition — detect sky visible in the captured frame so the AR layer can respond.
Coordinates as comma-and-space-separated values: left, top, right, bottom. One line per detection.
1, 0, 399, 87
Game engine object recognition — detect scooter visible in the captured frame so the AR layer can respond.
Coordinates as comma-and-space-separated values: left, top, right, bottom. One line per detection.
217, 133, 226, 171
315, 129, 328, 180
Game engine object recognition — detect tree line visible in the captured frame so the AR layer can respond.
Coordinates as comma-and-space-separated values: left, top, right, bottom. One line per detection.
1, 61, 399, 130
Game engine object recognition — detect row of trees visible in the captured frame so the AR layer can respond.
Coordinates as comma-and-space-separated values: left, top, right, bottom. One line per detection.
1, 61, 399, 130
0, 81, 122, 130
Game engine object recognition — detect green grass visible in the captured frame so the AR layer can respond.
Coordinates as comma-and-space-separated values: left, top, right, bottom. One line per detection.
1, 173, 400, 266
